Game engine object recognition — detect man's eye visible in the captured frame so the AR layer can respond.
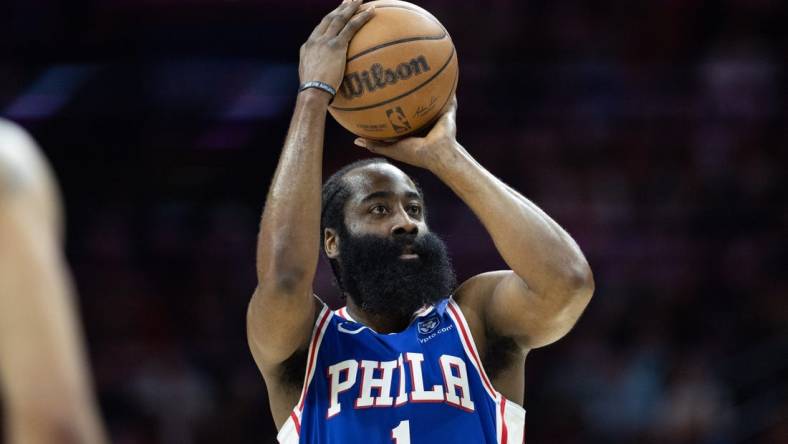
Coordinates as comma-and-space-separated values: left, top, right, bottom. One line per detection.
371, 205, 388, 215
407, 205, 422, 215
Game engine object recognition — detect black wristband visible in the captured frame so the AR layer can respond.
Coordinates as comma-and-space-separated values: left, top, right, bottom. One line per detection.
298, 81, 337, 100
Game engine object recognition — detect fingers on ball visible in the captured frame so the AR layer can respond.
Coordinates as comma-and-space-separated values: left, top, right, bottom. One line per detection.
338, 7, 375, 42
326, 0, 364, 36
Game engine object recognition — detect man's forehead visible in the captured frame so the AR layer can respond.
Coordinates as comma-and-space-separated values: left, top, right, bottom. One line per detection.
343, 163, 419, 198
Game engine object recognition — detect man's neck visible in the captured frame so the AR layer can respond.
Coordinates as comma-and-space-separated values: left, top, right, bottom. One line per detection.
345, 298, 413, 334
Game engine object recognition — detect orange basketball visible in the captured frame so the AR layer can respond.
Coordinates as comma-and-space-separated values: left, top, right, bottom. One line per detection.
329, 0, 458, 140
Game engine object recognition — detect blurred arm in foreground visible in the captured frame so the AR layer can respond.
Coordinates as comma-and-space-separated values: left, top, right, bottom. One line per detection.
0, 119, 107, 444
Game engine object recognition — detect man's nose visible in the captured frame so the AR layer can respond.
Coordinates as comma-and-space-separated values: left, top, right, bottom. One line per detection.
391, 208, 418, 237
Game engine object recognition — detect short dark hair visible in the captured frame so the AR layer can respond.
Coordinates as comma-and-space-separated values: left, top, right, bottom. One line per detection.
321, 157, 390, 292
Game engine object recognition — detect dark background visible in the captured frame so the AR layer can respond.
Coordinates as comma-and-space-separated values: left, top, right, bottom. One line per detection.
2, 0, 787, 442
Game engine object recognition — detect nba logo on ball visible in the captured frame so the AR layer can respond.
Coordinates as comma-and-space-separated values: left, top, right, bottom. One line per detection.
385, 107, 411, 133
418, 315, 441, 335
328, 0, 459, 140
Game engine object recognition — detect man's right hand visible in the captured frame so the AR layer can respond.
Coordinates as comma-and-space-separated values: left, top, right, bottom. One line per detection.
299, 0, 375, 93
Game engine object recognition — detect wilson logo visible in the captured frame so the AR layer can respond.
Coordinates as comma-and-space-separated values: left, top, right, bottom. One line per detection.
339, 55, 431, 100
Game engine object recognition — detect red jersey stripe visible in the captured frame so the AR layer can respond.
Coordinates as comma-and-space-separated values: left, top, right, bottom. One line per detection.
500, 396, 509, 444
447, 302, 496, 397
297, 307, 332, 411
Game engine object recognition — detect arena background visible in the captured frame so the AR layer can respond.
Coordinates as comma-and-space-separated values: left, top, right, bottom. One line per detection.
1, 0, 786, 442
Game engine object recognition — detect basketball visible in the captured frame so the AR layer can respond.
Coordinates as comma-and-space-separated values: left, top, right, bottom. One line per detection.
328, 0, 458, 140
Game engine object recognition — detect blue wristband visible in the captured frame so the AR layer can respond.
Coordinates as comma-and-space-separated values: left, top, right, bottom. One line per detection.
298, 81, 337, 100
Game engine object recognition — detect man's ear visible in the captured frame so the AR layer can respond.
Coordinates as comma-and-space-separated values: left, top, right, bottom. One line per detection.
324, 228, 340, 259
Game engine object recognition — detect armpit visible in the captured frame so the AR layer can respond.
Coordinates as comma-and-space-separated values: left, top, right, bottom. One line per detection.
481, 327, 520, 379
279, 347, 308, 391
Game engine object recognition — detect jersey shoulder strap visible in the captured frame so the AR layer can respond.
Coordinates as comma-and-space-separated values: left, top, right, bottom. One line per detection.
277, 299, 333, 443
446, 297, 527, 443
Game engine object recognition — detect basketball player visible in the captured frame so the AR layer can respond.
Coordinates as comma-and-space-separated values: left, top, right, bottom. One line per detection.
247, 1, 594, 442
0, 119, 107, 444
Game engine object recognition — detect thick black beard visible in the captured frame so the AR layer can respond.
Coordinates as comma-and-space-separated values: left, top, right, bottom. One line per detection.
336, 229, 456, 321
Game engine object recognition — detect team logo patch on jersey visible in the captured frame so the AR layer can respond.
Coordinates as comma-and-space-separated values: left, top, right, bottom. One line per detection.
417, 315, 441, 335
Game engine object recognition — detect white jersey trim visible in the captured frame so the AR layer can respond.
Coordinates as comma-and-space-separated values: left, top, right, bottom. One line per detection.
337, 306, 356, 322
276, 414, 299, 444
503, 398, 526, 444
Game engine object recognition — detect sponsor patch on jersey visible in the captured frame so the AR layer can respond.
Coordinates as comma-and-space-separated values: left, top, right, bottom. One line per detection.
417, 314, 441, 335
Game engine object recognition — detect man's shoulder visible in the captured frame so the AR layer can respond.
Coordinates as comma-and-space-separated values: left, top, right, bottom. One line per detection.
452, 270, 512, 310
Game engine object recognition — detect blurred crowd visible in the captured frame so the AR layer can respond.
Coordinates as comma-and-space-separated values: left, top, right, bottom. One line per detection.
1, 0, 786, 443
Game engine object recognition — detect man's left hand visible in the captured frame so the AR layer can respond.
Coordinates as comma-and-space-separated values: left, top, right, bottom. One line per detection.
353, 96, 459, 172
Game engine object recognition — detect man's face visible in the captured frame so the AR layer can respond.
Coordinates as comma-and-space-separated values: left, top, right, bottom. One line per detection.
326, 164, 456, 318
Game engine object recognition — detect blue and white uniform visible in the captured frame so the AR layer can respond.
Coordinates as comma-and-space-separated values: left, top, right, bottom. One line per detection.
277, 297, 526, 443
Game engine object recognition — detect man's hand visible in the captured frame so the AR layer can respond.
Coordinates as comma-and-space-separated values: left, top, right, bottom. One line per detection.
299, 0, 375, 92
353, 96, 460, 172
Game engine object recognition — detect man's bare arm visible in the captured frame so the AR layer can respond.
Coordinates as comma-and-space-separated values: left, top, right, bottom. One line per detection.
247, 0, 375, 372
0, 119, 107, 444
356, 99, 594, 351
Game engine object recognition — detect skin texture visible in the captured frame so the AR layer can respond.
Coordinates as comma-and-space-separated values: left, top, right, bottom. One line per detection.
0, 119, 107, 444
248, 0, 594, 429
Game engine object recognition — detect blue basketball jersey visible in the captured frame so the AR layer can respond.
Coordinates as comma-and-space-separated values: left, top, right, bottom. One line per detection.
277, 297, 526, 444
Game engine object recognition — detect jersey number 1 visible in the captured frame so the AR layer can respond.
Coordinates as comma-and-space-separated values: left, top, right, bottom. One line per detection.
391, 420, 411, 444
